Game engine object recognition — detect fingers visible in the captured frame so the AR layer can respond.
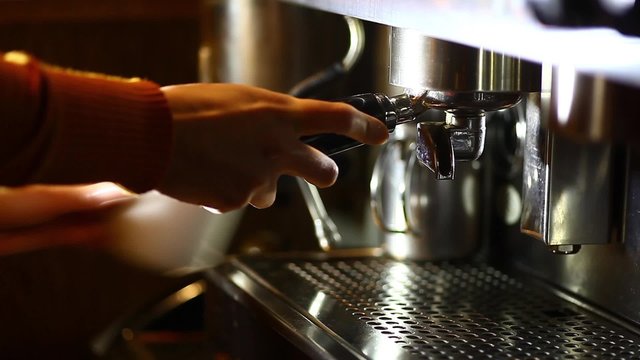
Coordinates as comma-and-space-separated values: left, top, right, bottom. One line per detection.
0, 182, 136, 229
160, 84, 387, 212
248, 177, 278, 209
249, 143, 338, 209
276, 142, 339, 188
293, 100, 389, 145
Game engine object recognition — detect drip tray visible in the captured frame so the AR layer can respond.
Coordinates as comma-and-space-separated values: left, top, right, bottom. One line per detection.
208, 254, 640, 359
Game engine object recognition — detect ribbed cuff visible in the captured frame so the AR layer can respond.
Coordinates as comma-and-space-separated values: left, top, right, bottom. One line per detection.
0, 52, 49, 185
32, 67, 173, 193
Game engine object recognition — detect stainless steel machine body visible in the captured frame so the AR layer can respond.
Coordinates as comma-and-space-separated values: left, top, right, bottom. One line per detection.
204, 1, 640, 359
390, 28, 540, 180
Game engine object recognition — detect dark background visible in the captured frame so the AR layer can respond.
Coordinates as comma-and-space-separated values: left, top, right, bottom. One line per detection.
0, 1, 201, 357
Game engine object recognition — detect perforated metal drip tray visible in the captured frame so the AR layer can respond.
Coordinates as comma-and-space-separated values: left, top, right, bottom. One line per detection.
208, 253, 640, 359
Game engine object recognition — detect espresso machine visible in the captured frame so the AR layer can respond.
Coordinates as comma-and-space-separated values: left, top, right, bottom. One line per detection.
96, 1, 640, 358
195, 1, 640, 359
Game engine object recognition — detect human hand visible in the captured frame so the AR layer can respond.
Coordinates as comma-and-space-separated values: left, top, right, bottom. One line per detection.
0, 183, 135, 254
158, 83, 388, 212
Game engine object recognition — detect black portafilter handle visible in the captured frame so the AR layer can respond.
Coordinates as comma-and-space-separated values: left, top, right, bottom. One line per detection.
301, 93, 415, 156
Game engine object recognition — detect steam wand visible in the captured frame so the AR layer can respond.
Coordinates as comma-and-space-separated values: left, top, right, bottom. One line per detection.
289, 16, 366, 251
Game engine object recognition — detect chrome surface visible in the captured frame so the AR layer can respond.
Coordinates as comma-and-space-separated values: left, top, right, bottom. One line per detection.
493, 80, 639, 326
414, 91, 523, 180
416, 91, 524, 112
205, 3, 640, 357
416, 122, 455, 180
210, 255, 640, 359
92, 279, 206, 357
288, 16, 365, 97
549, 66, 640, 143
447, 112, 486, 162
389, 28, 537, 180
387, 93, 418, 128
416, 111, 488, 180
200, 0, 349, 90
500, 148, 640, 328
390, 28, 540, 93
341, 17, 366, 72
297, 177, 343, 251
546, 137, 614, 248
280, 0, 640, 88
520, 92, 615, 252
520, 93, 549, 243
370, 125, 414, 234
371, 123, 480, 260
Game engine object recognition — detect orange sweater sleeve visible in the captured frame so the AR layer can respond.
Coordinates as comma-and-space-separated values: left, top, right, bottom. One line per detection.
0, 52, 172, 193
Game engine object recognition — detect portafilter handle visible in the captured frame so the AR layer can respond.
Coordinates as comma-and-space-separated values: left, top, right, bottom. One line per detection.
301, 93, 415, 155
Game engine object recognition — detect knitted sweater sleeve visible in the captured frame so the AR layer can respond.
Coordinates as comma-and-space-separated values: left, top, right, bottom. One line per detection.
0, 52, 172, 193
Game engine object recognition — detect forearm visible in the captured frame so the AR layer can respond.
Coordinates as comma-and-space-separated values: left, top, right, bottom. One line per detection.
0, 52, 172, 193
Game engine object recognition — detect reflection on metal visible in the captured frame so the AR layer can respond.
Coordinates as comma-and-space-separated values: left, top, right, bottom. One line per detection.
92, 279, 206, 356
389, 28, 540, 179
496, 184, 523, 226
521, 93, 615, 254
390, 28, 541, 92
297, 177, 343, 251
280, 0, 640, 88
173, 282, 205, 303
342, 16, 366, 71
307, 291, 328, 318
288, 16, 365, 97
200, 0, 350, 90
370, 126, 412, 234
361, 340, 405, 360
371, 124, 480, 260
416, 121, 455, 180
415, 111, 489, 180
549, 66, 640, 144
520, 93, 550, 243
211, 255, 640, 359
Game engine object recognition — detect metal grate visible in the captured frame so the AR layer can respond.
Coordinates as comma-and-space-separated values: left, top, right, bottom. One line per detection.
284, 258, 640, 359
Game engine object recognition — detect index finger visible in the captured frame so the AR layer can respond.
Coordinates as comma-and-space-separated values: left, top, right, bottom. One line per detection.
293, 100, 389, 145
